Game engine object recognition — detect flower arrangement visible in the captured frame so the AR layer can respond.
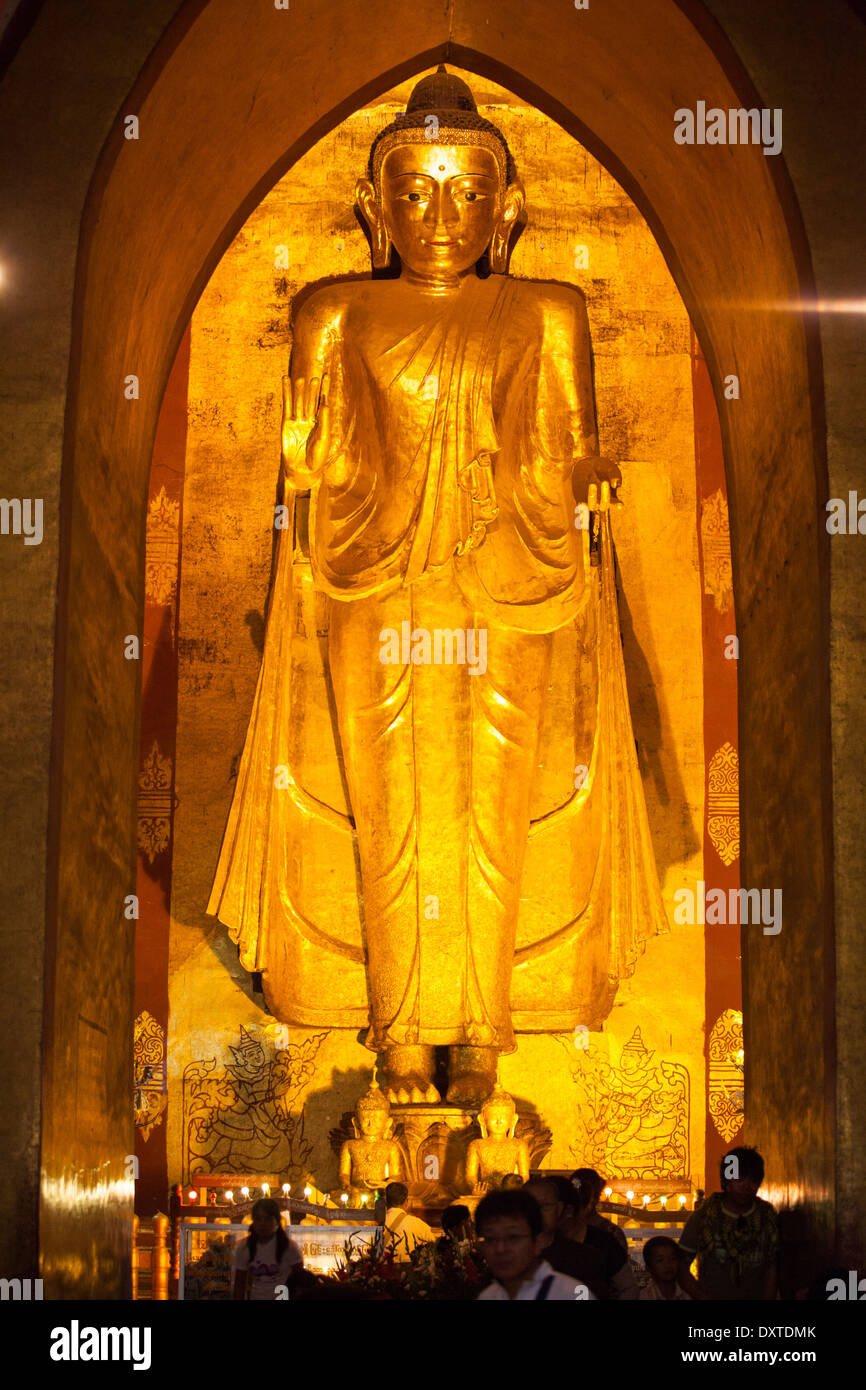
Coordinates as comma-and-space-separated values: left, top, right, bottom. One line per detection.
332, 1236, 410, 1301
324, 1230, 486, 1301
405, 1236, 485, 1301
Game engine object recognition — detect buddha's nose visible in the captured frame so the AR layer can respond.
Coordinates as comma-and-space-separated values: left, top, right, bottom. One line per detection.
425, 188, 458, 234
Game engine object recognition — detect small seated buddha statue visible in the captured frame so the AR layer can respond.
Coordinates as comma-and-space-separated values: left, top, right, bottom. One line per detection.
338, 1078, 403, 1197
464, 1083, 531, 1192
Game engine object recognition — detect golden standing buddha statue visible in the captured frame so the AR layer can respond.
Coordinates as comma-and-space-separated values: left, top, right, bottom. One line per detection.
465, 1083, 531, 1192
337, 1079, 403, 1196
208, 68, 667, 1108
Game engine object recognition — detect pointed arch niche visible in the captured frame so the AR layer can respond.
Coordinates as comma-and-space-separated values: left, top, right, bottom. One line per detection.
134, 69, 740, 1220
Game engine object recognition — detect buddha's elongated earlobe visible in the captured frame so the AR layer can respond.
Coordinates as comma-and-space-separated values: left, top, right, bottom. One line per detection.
356, 176, 392, 270
371, 222, 392, 270
489, 226, 510, 273
489, 180, 525, 273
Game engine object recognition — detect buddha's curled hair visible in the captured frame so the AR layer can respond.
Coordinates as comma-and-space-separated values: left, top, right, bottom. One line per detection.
368, 66, 517, 186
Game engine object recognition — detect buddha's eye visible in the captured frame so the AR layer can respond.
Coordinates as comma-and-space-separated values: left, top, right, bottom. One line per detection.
464, 192, 479, 202
407, 192, 423, 202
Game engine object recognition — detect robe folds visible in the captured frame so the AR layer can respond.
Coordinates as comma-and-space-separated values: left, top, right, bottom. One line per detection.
207, 272, 668, 1047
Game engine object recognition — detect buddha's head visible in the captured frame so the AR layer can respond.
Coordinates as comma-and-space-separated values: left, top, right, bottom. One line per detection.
355, 1079, 391, 1140
479, 1082, 517, 1138
357, 66, 525, 278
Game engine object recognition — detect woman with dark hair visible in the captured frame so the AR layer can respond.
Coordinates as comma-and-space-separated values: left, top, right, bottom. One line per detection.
570, 1167, 628, 1252
232, 1198, 302, 1300
556, 1174, 638, 1299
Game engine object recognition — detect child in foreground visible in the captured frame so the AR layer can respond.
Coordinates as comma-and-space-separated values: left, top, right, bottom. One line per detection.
639, 1236, 692, 1301
475, 1189, 595, 1301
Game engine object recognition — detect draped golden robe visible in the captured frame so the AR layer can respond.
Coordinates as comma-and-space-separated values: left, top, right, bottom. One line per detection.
207, 272, 667, 1049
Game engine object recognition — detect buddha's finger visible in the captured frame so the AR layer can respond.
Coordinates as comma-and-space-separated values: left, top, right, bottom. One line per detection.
588, 482, 598, 512
306, 376, 321, 419
281, 374, 290, 415
600, 480, 611, 510
291, 376, 305, 420
319, 372, 331, 409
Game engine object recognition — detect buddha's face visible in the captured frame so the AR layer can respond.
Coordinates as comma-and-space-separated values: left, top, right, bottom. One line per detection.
358, 1109, 387, 1140
483, 1102, 514, 1136
380, 144, 500, 276
370, 143, 515, 278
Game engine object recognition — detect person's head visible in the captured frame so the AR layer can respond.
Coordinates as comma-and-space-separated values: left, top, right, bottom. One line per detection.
475, 1190, 546, 1286
500, 1173, 524, 1190
643, 1236, 680, 1284
250, 1197, 281, 1241
566, 1173, 594, 1217
384, 1181, 409, 1210
357, 66, 524, 277
441, 1204, 472, 1238
570, 1168, 604, 1212
549, 1175, 580, 1224
720, 1146, 764, 1205
524, 1178, 563, 1235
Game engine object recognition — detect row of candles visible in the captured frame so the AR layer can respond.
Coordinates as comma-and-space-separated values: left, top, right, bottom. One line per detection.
186, 1184, 365, 1209
185, 1183, 696, 1212
601, 1187, 697, 1213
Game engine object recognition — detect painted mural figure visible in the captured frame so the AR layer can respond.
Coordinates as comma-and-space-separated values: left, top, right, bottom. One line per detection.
569, 1028, 689, 1180
208, 68, 668, 1106
603, 1029, 682, 1177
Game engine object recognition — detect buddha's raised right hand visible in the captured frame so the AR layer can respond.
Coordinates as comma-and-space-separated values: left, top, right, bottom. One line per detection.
281, 372, 332, 487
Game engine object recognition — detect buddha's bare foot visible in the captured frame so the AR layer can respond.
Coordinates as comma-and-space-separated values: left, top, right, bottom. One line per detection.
382, 1045, 439, 1105
446, 1046, 499, 1107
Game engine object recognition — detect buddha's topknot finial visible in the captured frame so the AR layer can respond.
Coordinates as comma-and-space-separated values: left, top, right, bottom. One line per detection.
357, 1076, 391, 1115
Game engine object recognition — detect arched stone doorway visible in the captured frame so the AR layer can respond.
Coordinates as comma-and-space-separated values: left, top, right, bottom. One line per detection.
43, 0, 832, 1294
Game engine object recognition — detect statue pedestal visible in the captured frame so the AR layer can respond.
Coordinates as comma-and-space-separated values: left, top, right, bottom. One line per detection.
390, 1104, 474, 1205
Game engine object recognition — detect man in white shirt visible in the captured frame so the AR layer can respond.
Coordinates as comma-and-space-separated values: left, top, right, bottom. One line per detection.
475, 1190, 595, 1301
382, 1182, 434, 1260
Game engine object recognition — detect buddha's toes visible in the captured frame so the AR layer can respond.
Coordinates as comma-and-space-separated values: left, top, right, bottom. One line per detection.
446, 1071, 497, 1107
384, 1076, 441, 1105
